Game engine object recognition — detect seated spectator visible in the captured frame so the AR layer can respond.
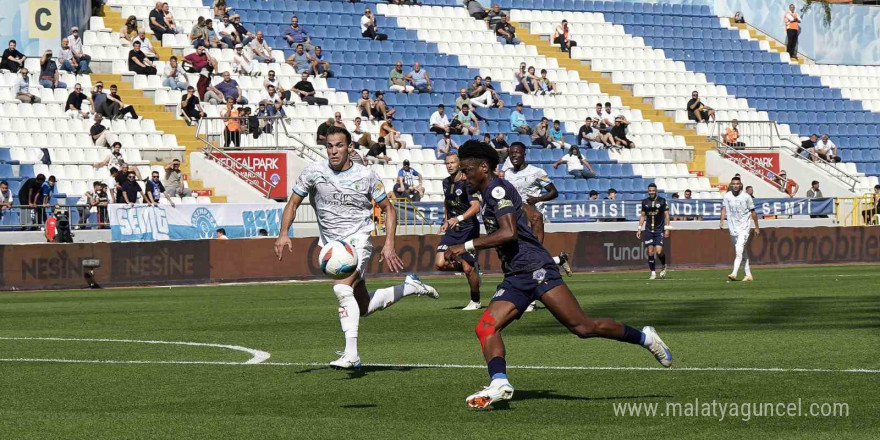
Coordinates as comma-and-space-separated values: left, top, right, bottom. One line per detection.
293, 72, 329, 105
1, 40, 26, 73
394, 160, 424, 201
162, 3, 183, 34
603, 102, 619, 124
811, 134, 840, 163
0, 180, 10, 220
221, 97, 241, 148
149, 1, 170, 43
588, 190, 598, 200
491, 132, 510, 162
548, 119, 568, 149
553, 145, 596, 179
93, 142, 125, 170
190, 16, 207, 47
90, 114, 118, 148
773, 170, 798, 197
120, 171, 145, 205
204, 19, 229, 49
232, 44, 258, 77
486, 4, 507, 29
284, 16, 313, 52
165, 159, 193, 198
121, 16, 139, 43
351, 117, 375, 148
213, 0, 227, 19
610, 116, 634, 148
91, 81, 107, 114
437, 133, 459, 158
205, 71, 248, 104
15, 68, 40, 103
745, 186, 755, 198
66, 27, 92, 74
734, 11, 746, 24
576, 117, 600, 148
366, 137, 392, 164
180, 86, 206, 124
263, 70, 291, 103
332, 112, 347, 131
798, 133, 818, 160
58, 38, 87, 74
552, 20, 577, 52
454, 104, 480, 135
373, 91, 394, 120
464, 0, 488, 20
316, 117, 334, 145
183, 45, 218, 75
509, 102, 531, 134
349, 143, 367, 166
686, 91, 715, 123
429, 104, 451, 134
389, 61, 414, 93
405, 62, 432, 93
594, 123, 616, 148
310, 46, 331, 78
537, 69, 556, 95
103, 84, 139, 120
132, 30, 158, 61
725, 119, 745, 148
128, 41, 157, 75
531, 117, 552, 147
495, 15, 519, 45
163, 56, 189, 90
65, 83, 92, 119
216, 15, 240, 48
286, 44, 312, 74
357, 89, 376, 120
605, 188, 618, 200
514, 62, 537, 94
483, 77, 504, 108
592, 102, 607, 125
361, 8, 387, 40
249, 30, 276, 63
229, 14, 254, 47
467, 75, 496, 108
39, 50, 66, 90
261, 85, 283, 113
379, 116, 406, 149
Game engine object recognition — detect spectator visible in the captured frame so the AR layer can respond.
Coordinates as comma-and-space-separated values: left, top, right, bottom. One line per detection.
495, 15, 519, 45
491, 133, 510, 162
93, 142, 125, 170
464, 0, 488, 20
350, 117, 375, 148
284, 16, 313, 52
430, 104, 451, 134
734, 11, 746, 24
206, 71, 248, 105
361, 8, 387, 41
548, 119, 567, 149
467, 75, 495, 108
394, 160, 425, 201
39, 50, 66, 90
486, 4, 507, 29
15, 68, 40, 103
552, 20, 577, 53
686, 91, 715, 123
149, 1, 169, 43
249, 30, 276, 63
592, 102, 607, 125
260, 85, 283, 112
437, 133, 459, 159
588, 190, 599, 200
773, 170, 799, 197
44, 205, 65, 242
510, 102, 531, 134
349, 142, 367, 165
163, 56, 189, 90
65, 83, 92, 119
258, 229, 269, 236
611, 115, 634, 148
514, 62, 535, 94
213, 0, 227, 19
263, 70, 291, 103
128, 41, 157, 75
603, 102, 619, 124
233, 44, 258, 77
811, 134, 840, 163
120, 171, 145, 205
373, 91, 394, 120
531, 117, 552, 148
745, 186, 755, 198
310, 46, 331, 78
293, 72, 329, 105
606, 188, 618, 200
806, 180, 823, 200
215, 15, 239, 49
594, 123, 616, 148
18, 174, 46, 230
332, 112, 346, 130
222, 97, 241, 148
0, 181, 11, 221
784, 4, 801, 59
144, 170, 168, 206
861, 185, 880, 225
203, 19, 230, 49
36, 176, 57, 227
133, 30, 158, 61
216, 228, 229, 239
286, 44, 312, 74
90, 81, 107, 114
104, 84, 139, 120
576, 117, 599, 148
316, 117, 334, 145
357, 89, 376, 120
183, 45, 218, 75
1, 40, 25, 73
162, 3, 183, 34
180, 86, 206, 124
165, 159, 192, 198
483, 76, 504, 108
121, 16, 139, 43
190, 16, 207, 47
798, 134, 818, 160
725, 119, 745, 148
366, 137, 392, 164
684, 189, 693, 200
90, 114, 118, 147
405, 62, 432, 93
229, 14, 254, 47
454, 104, 480, 135
553, 145, 596, 179
379, 116, 406, 149
95, 183, 110, 226
526, 66, 544, 95
66, 27, 92, 74
58, 38, 87, 74
389, 61, 414, 93
537, 69, 556, 95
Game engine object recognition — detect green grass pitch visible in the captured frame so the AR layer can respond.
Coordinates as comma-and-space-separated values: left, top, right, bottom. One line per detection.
1, 265, 878, 439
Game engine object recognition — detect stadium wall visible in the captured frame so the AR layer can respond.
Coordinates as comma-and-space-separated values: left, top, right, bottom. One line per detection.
3, 227, 880, 291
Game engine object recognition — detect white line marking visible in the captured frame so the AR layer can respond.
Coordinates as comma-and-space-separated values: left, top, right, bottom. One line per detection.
0, 337, 270, 364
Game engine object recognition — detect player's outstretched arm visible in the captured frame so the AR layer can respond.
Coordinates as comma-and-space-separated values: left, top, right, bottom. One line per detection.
377, 197, 405, 272
275, 192, 304, 260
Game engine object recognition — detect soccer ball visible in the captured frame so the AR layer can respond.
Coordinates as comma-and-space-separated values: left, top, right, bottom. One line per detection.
318, 240, 358, 280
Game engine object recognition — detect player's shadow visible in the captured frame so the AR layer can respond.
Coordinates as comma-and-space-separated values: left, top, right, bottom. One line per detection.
341, 404, 378, 409
491, 390, 672, 410
341, 364, 421, 380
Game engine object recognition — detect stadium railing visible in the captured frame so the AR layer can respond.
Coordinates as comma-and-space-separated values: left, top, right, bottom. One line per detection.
375, 197, 435, 236
0, 204, 109, 230
835, 195, 879, 226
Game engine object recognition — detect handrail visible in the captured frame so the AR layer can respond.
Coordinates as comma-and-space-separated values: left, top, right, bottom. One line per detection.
835, 195, 878, 226
716, 143, 786, 192
194, 117, 276, 198
374, 197, 433, 236
275, 118, 327, 161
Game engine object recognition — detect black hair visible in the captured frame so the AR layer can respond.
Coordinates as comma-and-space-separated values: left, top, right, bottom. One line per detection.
608, 188, 617, 193
811, 180, 819, 186
36, 173, 46, 181
509, 141, 526, 152
684, 188, 692, 193
9, 40, 16, 45
216, 228, 226, 235
0, 180, 7, 186
731, 176, 742, 182
589, 190, 598, 196
647, 183, 657, 189
361, 88, 369, 93
109, 167, 118, 175
458, 140, 499, 171
325, 126, 352, 146
48, 175, 56, 182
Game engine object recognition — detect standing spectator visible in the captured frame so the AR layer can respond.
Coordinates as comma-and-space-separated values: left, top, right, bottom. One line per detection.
263, 70, 291, 103
366, 137, 392, 164
206, 71, 248, 104
215, 15, 239, 49
379, 116, 406, 149
548, 119, 567, 149
531, 117, 552, 147
180, 86, 206, 124
65, 83, 92, 119
249, 30, 276, 63
798, 134, 818, 160
121, 171, 145, 205
39, 50, 66, 90
286, 44, 312, 74
611, 115, 634, 148
430, 104, 451, 134
454, 104, 480, 135
806, 180, 823, 199
18, 174, 46, 230
105, 84, 139, 120
95, 183, 110, 226
293, 72, 329, 105
190, 16, 208, 48
784, 4, 801, 59
163, 56, 189, 90
222, 97, 241, 148
405, 62, 432, 93
37, 176, 57, 226
284, 16, 313, 52
0, 181, 12, 221
310, 46, 331, 78
149, 1, 169, 43
128, 41, 158, 75
773, 170, 799, 197
495, 15, 519, 45
486, 4, 507, 29
164, 159, 192, 198
133, 30, 159, 61
510, 102, 531, 134
491, 133, 510, 162
811, 134, 840, 163
59, 38, 87, 74
15, 68, 40, 103
394, 160, 425, 201
162, 3, 183, 34
90, 114, 118, 147
216, 228, 229, 239
66, 27, 92, 74
229, 14, 254, 47
361, 8, 387, 40
76, 182, 100, 228
552, 20, 576, 53
388, 61, 413, 93
437, 133, 459, 159
1, 40, 25, 73
464, 0, 488, 20
144, 171, 168, 205
861, 185, 880, 225
233, 44, 259, 77
121, 16, 139, 43
686, 91, 715, 123
725, 119, 745, 148
553, 145, 596, 179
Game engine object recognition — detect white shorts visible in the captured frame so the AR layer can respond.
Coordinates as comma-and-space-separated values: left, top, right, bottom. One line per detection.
332, 233, 373, 281
730, 231, 750, 249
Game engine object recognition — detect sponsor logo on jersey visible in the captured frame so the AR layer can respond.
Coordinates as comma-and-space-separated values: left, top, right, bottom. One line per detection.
497, 199, 513, 209
533, 268, 547, 282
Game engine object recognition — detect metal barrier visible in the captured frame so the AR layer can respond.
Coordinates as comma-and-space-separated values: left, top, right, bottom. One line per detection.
835, 195, 879, 226
0, 204, 110, 230
373, 197, 434, 236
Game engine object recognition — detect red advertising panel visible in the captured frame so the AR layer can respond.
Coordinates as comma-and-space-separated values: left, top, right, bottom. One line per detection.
219, 152, 288, 198
726, 152, 780, 183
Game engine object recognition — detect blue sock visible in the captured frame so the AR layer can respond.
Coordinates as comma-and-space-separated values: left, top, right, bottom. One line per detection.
487, 356, 507, 380
648, 255, 656, 271
621, 325, 644, 346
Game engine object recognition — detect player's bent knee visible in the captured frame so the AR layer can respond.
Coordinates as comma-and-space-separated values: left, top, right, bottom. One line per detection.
475, 309, 498, 350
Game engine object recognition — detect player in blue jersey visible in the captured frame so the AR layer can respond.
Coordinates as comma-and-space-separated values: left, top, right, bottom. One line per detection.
446, 141, 673, 409
435, 153, 483, 310
637, 183, 669, 280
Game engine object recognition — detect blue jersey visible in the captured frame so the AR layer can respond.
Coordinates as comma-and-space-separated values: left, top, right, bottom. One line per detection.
443, 175, 478, 230
641, 196, 667, 233
480, 177, 554, 275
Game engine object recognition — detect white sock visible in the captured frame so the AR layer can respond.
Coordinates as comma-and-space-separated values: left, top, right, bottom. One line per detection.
365, 284, 412, 315
552, 256, 561, 265
732, 252, 742, 276
641, 330, 655, 348
333, 284, 359, 358
744, 254, 751, 277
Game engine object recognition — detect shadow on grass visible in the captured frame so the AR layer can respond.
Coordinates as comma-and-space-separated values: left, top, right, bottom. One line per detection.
491, 390, 673, 410
341, 404, 378, 409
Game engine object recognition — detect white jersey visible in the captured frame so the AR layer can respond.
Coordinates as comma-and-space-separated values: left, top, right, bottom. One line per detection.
723, 191, 755, 236
293, 161, 386, 245
502, 163, 552, 200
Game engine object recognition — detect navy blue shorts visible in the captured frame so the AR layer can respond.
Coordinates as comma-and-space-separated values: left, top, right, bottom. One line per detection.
492, 265, 565, 319
643, 229, 665, 247
437, 224, 480, 265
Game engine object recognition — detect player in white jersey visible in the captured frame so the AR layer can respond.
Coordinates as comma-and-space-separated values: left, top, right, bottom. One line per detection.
275, 127, 439, 369
719, 176, 760, 281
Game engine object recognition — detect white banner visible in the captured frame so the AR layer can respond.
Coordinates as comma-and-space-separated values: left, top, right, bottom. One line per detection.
108, 203, 291, 241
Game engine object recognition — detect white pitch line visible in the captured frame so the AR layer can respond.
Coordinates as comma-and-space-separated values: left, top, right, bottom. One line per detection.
0, 337, 270, 364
